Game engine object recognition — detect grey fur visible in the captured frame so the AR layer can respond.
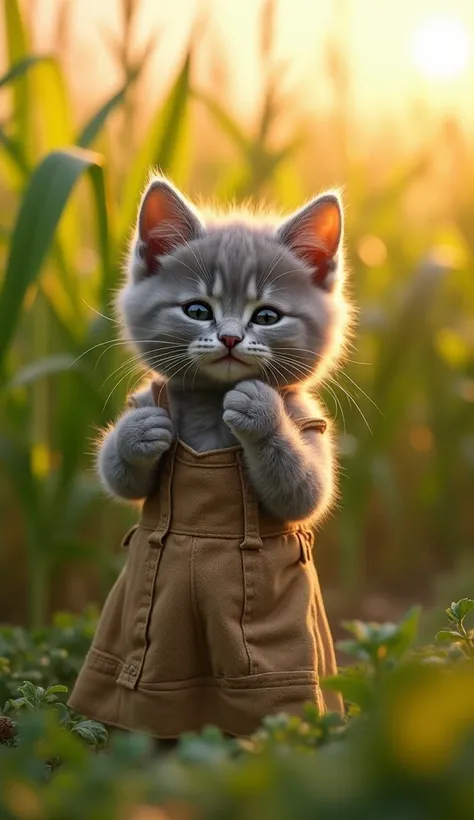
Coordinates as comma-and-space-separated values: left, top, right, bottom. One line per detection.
97, 178, 347, 522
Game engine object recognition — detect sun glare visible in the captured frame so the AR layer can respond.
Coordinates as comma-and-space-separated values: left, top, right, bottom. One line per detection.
412, 15, 470, 80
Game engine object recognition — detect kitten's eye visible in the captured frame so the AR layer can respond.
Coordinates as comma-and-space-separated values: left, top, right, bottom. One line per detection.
183, 302, 213, 321
251, 307, 282, 326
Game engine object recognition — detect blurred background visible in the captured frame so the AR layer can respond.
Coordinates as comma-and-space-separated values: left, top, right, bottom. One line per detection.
0, 0, 473, 638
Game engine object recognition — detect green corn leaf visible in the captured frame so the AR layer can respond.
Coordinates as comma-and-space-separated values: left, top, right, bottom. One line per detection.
6, 355, 77, 389
77, 72, 140, 148
0, 434, 38, 513
3, 0, 30, 155
192, 89, 250, 154
32, 58, 73, 153
0, 148, 110, 378
0, 56, 57, 179
118, 47, 192, 245
0, 55, 51, 92
0, 125, 29, 175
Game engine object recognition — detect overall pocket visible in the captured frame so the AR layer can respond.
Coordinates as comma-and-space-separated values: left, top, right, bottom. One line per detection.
240, 530, 318, 675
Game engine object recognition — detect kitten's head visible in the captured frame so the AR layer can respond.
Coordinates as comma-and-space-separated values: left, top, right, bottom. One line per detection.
119, 176, 349, 390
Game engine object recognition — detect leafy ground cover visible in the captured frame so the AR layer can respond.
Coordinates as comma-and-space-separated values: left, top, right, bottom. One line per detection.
0, 599, 473, 819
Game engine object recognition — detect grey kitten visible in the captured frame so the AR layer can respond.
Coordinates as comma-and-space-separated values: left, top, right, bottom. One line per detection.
98, 177, 348, 523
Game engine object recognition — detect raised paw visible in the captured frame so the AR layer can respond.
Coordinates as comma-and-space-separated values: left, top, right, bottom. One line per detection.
116, 406, 174, 465
223, 380, 282, 442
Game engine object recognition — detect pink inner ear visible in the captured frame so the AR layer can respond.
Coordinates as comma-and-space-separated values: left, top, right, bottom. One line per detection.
143, 226, 178, 274
139, 183, 196, 274
282, 197, 341, 283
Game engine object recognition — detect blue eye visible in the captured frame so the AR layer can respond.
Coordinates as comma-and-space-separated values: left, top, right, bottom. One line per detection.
183, 302, 213, 321
251, 307, 282, 326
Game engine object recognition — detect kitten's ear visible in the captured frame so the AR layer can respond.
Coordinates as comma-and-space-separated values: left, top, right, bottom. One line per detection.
277, 193, 343, 286
137, 178, 203, 274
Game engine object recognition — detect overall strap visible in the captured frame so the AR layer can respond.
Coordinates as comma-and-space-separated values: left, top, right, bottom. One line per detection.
147, 443, 177, 548
294, 417, 327, 434
148, 378, 174, 547
118, 443, 176, 692
236, 451, 263, 550
118, 442, 176, 690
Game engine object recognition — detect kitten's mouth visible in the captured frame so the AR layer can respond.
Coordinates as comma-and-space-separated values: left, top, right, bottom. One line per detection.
216, 353, 249, 365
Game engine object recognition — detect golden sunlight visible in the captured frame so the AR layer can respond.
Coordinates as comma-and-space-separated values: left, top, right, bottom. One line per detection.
412, 15, 470, 80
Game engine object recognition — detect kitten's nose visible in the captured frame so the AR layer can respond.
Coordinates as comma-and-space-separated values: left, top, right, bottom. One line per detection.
219, 334, 242, 349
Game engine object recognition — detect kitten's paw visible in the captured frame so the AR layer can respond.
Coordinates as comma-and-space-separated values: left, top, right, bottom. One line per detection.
223, 380, 282, 441
116, 406, 174, 465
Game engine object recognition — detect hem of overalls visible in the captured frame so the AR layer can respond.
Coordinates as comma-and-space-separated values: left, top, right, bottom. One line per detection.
67, 648, 324, 739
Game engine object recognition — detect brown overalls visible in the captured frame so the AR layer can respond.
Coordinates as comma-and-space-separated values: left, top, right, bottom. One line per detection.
69, 388, 342, 738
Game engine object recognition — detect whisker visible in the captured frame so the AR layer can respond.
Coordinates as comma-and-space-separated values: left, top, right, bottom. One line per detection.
101, 353, 148, 387
70, 339, 140, 367
102, 351, 190, 410
103, 349, 189, 390
94, 337, 188, 370
338, 370, 383, 416
326, 376, 372, 434
273, 353, 315, 377
322, 383, 345, 430
265, 356, 293, 387
273, 346, 370, 367
191, 354, 207, 391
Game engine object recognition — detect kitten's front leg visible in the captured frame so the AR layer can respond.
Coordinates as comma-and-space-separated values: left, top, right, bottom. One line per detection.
223, 380, 333, 522
98, 405, 174, 500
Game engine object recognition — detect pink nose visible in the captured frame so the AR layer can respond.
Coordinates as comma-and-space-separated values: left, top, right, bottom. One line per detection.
219, 335, 242, 349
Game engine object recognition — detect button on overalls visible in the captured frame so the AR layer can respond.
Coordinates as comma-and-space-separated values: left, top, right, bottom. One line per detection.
69, 387, 342, 737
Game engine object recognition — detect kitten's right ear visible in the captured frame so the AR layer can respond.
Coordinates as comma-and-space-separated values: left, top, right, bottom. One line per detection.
136, 178, 203, 275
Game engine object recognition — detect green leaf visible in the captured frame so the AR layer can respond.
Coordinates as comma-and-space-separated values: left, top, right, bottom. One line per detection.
336, 639, 371, 661
17, 681, 39, 701
77, 73, 139, 148
3, 0, 30, 155
0, 434, 38, 516
45, 684, 68, 696
455, 599, 474, 622
0, 125, 29, 175
32, 58, 73, 152
436, 630, 462, 643
6, 355, 77, 389
0, 55, 51, 92
0, 147, 110, 376
323, 675, 374, 712
71, 719, 108, 748
118, 47, 192, 244
340, 620, 372, 643
384, 606, 421, 656
192, 89, 249, 154
446, 607, 459, 623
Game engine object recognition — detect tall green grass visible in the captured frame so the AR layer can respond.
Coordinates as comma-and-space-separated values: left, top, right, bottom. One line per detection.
0, 0, 473, 626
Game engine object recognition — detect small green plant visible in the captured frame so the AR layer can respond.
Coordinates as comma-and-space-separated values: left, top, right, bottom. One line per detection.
322, 605, 421, 714
436, 597, 474, 657
0, 607, 97, 705
1, 680, 107, 752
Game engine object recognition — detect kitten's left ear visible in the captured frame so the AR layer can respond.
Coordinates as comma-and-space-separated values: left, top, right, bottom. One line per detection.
136, 178, 203, 275
277, 193, 343, 286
